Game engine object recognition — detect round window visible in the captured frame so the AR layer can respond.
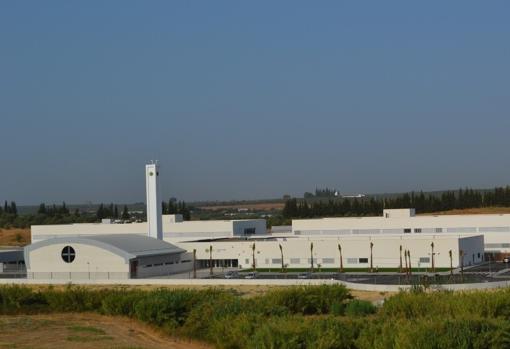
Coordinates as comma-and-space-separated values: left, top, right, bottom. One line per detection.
61, 246, 76, 263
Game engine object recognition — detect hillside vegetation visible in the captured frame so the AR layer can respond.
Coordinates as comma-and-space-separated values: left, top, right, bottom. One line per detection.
1, 285, 510, 348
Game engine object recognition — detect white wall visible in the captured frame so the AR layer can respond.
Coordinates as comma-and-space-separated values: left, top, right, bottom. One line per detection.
27, 242, 129, 279
292, 213, 510, 253
175, 234, 483, 269
31, 217, 266, 243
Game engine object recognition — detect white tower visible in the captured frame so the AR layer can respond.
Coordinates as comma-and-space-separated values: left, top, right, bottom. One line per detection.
145, 162, 162, 240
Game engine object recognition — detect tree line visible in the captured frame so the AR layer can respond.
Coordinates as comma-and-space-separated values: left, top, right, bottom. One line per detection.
162, 200, 191, 220
283, 186, 510, 219
0, 198, 193, 229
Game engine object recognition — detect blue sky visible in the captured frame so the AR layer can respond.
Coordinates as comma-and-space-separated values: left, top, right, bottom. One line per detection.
1, 1, 510, 204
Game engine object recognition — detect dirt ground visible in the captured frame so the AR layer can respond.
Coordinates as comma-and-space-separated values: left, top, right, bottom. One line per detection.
0, 313, 210, 349
0, 228, 30, 246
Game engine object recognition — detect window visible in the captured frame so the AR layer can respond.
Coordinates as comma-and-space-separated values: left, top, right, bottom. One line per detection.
414, 228, 422, 233
244, 228, 256, 235
272, 258, 282, 264
245, 258, 250, 265
404, 229, 411, 233
290, 258, 300, 264
347, 258, 358, 264
61, 246, 76, 263
435, 228, 443, 233
477, 253, 481, 258
419, 257, 430, 263
322, 258, 335, 264
359, 258, 368, 264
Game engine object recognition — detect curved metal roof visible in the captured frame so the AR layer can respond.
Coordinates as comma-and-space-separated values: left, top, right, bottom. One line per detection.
24, 234, 185, 268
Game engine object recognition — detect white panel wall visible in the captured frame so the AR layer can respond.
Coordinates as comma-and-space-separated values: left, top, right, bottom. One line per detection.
27, 242, 129, 277
175, 234, 483, 269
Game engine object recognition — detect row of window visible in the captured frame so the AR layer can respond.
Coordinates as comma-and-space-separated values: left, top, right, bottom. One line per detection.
297, 226, 510, 236
243, 256, 455, 265
143, 260, 180, 268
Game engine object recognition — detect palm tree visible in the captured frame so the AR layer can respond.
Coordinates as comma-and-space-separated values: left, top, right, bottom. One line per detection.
460, 249, 465, 283
251, 242, 256, 271
338, 243, 344, 273
399, 245, 403, 273
430, 242, 435, 273
404, 249, 408, 278
369, 242, 374, 273
279, 244, 284, 273
207, 245, 213, 276
407, 250, 412, 276
449, 249, 453, 279
193, 249, 197, 279
310, 242, 314, 272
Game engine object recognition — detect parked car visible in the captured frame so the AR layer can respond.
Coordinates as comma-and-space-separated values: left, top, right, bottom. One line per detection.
244, 272, 257, 279
298, 272, 311, 279
224, 271, 239, 279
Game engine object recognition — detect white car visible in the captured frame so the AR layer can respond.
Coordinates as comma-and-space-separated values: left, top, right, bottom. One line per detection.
244, 272, 257, 279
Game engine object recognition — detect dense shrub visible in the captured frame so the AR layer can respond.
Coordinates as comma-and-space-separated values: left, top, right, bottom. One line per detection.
4, 285, 510, 349
344, 300, 376, 317
259, 285, 352, 315
357, 317, 510, 349
0, 285, 48, 313
381, 289, 510, 319
100, 289, 146, 316
249, 316, 363, 349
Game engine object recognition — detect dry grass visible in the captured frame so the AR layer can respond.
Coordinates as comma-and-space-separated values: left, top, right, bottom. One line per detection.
0, 313, 210, 349
0, 228, 30, 247
419, 207, 510, 216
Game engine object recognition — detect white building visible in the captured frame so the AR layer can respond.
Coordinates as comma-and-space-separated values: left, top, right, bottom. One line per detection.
31, 215, 267, 243
25, 234, 191, 280
292, 208, 510, 258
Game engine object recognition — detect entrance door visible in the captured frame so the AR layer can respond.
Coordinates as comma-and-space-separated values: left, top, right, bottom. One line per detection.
130, 260, 138, 278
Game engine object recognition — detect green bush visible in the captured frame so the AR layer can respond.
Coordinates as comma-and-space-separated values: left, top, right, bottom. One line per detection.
3, 285, 510, 349
0, 285, 48, 313
259, 285, 352, 315
344, 300, 376, 317
100, 289, 145, 317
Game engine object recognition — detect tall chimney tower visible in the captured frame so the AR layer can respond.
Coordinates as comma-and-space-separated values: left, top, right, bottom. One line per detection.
145, 162, 162, 240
